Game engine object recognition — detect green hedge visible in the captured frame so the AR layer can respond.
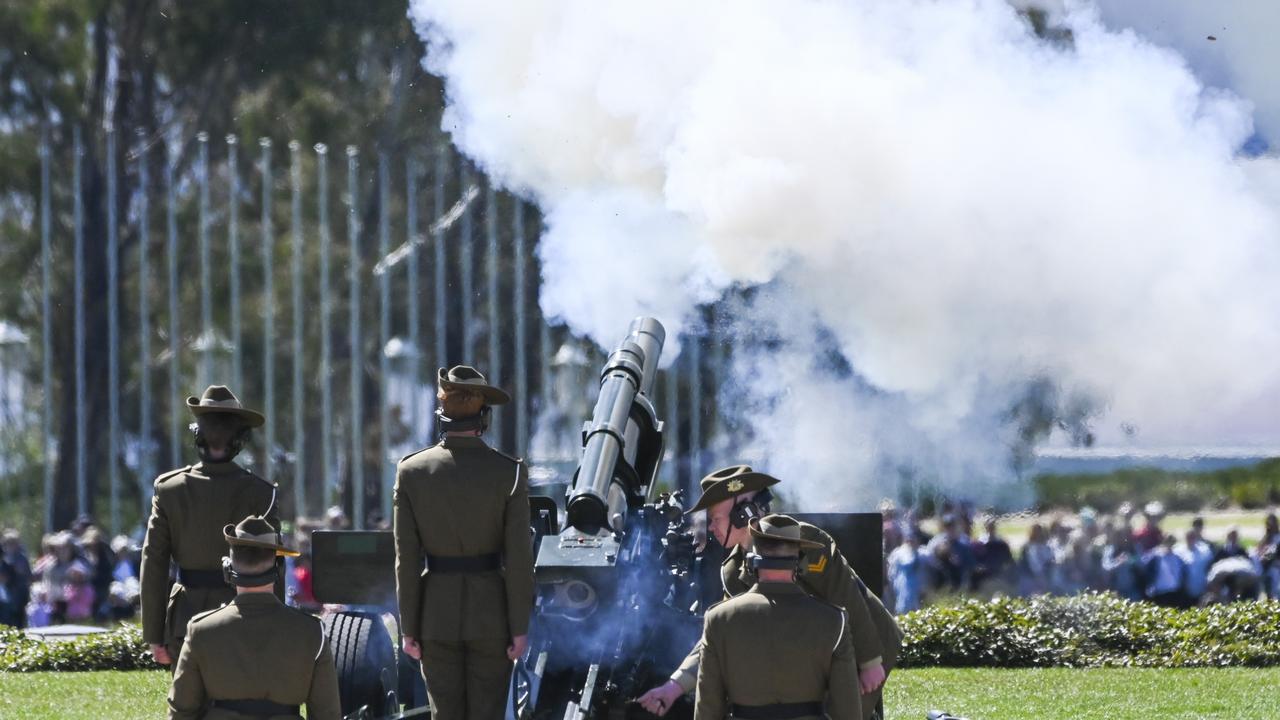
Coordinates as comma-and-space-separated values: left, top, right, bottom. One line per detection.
1032, 458, 1280, 512
0, 625, 154, 672
899, 594, 1280, 668
5, 595, 1280, 671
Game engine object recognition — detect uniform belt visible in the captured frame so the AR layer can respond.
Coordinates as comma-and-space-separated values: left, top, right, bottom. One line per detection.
210, 699, 301, 717
424, 552, 502, 573
729, 702, 825, 720
177, 567, 225, 589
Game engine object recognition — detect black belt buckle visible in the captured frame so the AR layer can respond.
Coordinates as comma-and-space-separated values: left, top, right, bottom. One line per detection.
211, 698, 301, 716
425, 552, 502, 573
177, 567, 225, 589
730, 702, 825, 720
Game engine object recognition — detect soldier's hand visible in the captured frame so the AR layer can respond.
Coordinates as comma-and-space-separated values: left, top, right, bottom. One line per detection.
507, 634, 529, 661
150, 643, 172, 665
858, 663, 887, 694
637, 680, 683, 716
402, 637, 422, 661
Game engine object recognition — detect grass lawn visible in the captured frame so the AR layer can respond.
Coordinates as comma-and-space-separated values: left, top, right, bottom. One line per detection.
1, 668, 1278, 719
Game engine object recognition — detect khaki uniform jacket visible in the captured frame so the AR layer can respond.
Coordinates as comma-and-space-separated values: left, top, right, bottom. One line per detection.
141, 461, 281, 648
675, 522, 902, 692
695, 582, 861, 720
393, 435, 535, 641
167, 592, 340, 720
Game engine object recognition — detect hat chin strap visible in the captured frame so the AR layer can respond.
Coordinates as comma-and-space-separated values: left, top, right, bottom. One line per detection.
746, 552, 800, 573
221, 556, 279, 588
193, 425, 250, 463
435, 406, 491, 437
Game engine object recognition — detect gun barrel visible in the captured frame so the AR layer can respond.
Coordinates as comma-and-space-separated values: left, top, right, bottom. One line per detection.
565, 317, 666, 535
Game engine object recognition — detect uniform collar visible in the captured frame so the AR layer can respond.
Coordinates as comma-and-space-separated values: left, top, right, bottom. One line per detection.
752, 581, 806, 596
441, 435, 489, 450
233, 591, 283, 608
196, 460, 244, 477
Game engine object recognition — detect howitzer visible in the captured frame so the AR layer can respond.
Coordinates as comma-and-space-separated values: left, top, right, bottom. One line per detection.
516, 316, 706, 720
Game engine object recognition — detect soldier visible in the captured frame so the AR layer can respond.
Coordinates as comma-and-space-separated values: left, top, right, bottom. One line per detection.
696, 514, 861, 720
639, 465, 902, 720
168, 516, 340, 719
141, 386, 281, 668
393, 365, 535, 720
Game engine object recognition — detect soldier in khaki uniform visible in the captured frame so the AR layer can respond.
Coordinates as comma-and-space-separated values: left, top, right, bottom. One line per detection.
394, 366, 535, 720
695, 514, 861, 720
641, 465, 901, 720
168, 516, 340, 720
141, 386, 282, 667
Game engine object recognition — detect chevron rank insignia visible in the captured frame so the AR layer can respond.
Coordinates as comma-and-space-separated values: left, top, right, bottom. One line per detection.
807, 555, 828, 574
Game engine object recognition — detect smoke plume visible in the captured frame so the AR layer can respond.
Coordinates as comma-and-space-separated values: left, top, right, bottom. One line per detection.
410, 0, 1280, 508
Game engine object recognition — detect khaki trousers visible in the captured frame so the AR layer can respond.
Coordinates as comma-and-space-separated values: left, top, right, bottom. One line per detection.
421, 638, 513, 720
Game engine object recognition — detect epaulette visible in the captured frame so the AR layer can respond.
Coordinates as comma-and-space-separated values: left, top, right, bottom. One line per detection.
153, 465, 192, 488
398, 446, 433, 465
188, 603, 231, 626
489, 447, 523, 464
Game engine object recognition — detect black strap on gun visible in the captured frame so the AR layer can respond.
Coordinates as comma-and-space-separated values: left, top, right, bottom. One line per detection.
210, 699, 301, 716
729, 702, 825, 720
177, 567, 225, 589
425, 552, 502, 573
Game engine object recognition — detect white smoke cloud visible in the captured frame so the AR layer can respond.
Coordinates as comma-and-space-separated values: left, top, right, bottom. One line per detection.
411, 0, 1280, 508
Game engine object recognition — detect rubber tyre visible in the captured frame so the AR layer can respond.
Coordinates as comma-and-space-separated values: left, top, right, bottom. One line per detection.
322, 611, 395, 717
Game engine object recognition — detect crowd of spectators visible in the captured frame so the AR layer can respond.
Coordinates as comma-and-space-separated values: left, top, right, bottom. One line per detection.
883, 501, 1280, 614
0, 518, 142, 629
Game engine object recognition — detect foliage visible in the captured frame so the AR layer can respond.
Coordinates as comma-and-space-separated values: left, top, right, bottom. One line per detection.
0, 625, 153, 672
899, 593, 1280, 669
1033, 458, 1280, 512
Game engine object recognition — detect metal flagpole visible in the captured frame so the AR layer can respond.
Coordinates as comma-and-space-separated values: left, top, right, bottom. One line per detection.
405, 156, 421, 442
378, 153, 392, 522
259, 138, 275, 484
289, 141, 306, 518
106, 124, 121, 533
485, 182, 501, 444
316, 143, 334, 509
512, 201, 528, 454
137, 135, 155, 510
39, 128, 53, 532
228, 135, 242, 394
433, 143, 448, 397
73, 126, 87, 517
346, 146, 363, 529
197, 132, 211, 387
166, 139, 181, 469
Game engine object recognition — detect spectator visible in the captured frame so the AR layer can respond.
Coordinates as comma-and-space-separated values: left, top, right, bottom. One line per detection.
1019, 523, 1054, 596
1175, 528, 1214, 603
81, 527, 116, 621
110, 536, 139, 582
35, 532, 92, 624
1144, 535, 1187, 608
1256, 513, 1279, 599
325, 506, 350, 530
1058, 529, 1099, 594
1101, 527, 1145, 601
1203, 555, 1261, 604
972, 517, 1014, 590
1, 529, 32, 628
1132, 501, 1165, 553
1214, 527, 1249, 563
1190, 516, 1215, 555
887, 534, 926, 614
926, 515, 974, 591
0, 563, 16, 627
63, 562, 95, 622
